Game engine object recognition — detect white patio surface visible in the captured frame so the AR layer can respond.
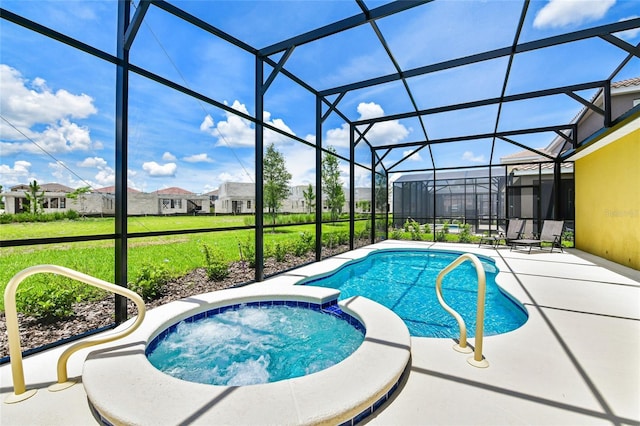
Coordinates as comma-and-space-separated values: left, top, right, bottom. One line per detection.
1, 241, 639, 425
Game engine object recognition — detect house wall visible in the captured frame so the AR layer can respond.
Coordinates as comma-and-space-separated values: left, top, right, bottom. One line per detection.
575, 124, 639, 270
578, 92, 640, 143
215, 182, 255, 214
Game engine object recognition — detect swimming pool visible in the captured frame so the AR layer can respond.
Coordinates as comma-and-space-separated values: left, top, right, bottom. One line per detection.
298, 249, 528, 338
146, 301, 365, 386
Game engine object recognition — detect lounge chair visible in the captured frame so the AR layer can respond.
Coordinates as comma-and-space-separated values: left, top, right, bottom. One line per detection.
478, 218, 524, 248
510, 220, 565, 253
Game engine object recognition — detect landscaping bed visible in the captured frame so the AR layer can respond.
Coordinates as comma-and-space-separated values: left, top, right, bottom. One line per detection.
0, 250, 333, 360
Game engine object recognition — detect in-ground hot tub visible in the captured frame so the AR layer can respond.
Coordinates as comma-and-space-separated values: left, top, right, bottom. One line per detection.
146, 299, 366, 386
83, 284, 411, 425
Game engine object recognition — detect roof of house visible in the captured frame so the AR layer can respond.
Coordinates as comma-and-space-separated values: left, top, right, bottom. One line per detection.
612, 77, 640, 89
94, 186, 141, 194
152, 187, 193, 195
500, 77, 640, 164
9, 183, 74, 193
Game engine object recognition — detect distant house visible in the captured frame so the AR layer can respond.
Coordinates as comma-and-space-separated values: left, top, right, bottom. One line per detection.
0, 184, 208, 216
152, 187, 207, 215
214, 182, 255, 214
203, 189, 219, 213
3, 183, 74, 214
214, 182, 372, 214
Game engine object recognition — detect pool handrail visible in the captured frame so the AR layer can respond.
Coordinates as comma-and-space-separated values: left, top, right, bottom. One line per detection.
435, 253, 489, 368
3, 264, 146, 403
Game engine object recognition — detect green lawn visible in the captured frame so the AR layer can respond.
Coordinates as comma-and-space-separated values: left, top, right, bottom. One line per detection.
0, 216, 363, 311
0, 215, 249, 240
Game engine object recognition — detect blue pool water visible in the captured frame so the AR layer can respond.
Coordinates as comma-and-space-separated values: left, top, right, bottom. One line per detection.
146, 302, 365, 386
299, 249, 528, 338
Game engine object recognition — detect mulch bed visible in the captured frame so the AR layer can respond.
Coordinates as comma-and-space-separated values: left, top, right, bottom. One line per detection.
0, 246, 355, 360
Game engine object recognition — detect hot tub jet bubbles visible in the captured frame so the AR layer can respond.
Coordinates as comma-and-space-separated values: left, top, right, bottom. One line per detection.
146, 302, 365, 386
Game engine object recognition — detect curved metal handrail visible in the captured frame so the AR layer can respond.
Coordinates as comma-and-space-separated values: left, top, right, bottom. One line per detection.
435, 253, 489, 368
3, 265, 146, 403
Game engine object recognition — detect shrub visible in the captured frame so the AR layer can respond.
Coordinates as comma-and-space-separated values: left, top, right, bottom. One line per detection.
0, 210, 81, 224
16, 283, 77, 320
442, 220, 450, 234
293, 231, 314, 256
238, 236, 256, 268
390, 228, 404, 240
406, 218, 422, 241
336, 232, 349, 245
129, 263, 170, 301
202, 243, 229, 281
435, 230, 447, 242
272, 241, 289, 262
458, 223, 473, 243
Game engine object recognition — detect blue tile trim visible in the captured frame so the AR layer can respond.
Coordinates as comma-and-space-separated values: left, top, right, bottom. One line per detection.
112, 296, 406, 426
145, 298, 365, 356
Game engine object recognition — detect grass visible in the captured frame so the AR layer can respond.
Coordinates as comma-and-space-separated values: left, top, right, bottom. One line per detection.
0, 215, 249, 240
0, 216, 364, 312
8, 214, 573, 314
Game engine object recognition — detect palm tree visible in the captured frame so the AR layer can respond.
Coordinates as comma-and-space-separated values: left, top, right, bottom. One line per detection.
24, 180, 45, 214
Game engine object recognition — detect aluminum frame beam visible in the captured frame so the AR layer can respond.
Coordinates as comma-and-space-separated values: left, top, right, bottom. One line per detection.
320, 18, 640, 96
259, 0, 432, 56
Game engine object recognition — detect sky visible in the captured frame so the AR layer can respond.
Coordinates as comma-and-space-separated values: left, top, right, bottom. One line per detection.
1, 0, 638, 194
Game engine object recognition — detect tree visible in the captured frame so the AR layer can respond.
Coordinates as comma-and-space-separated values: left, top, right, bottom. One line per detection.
322, 146, 345, 221
0, 184, 4, 209
24, 180, 44, 214
302, 183, 315, 214
67, 186, 91, 217
263, 143, 291, 227
374, 172, 388, 213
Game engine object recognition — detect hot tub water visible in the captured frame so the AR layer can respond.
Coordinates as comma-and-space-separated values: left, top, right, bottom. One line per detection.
146, 303, 365, 386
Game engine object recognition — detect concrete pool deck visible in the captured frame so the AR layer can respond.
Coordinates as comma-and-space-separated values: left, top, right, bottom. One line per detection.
1, 241, 639, 425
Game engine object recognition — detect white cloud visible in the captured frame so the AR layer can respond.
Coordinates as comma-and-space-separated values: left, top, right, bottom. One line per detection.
462, 151, 485, 163
162, 152, 177, 161
200, 100, 296, 148
94, 168, 115, 186
183, 153, 214, 163
72, 156, 115, 186
357, 102, 385, 119
217, 171, 254, 183
0, 160, 32, 187
325, 102, 410, 148
403, 150, 423, 162
78, 156, 107, 168
533, 0, 615, 29
142, 161, 177, 177
0, 160, 31, 175
0, 64, 98, 155
324, 125, 349, 148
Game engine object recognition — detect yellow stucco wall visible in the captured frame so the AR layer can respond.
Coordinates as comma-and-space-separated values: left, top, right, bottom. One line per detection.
575, 126, 639, 270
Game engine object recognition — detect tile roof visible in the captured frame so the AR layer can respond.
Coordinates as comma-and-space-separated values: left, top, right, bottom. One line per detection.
612, 77, 640, 88
94, 186, 141, 193
152, 187, 193, 195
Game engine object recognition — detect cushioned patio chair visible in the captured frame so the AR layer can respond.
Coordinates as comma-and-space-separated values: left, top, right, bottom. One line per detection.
478, 218, 524, 248
510, 220, 565, 254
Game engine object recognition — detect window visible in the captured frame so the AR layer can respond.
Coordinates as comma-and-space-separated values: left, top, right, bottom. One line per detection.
247, 200, 251, 209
